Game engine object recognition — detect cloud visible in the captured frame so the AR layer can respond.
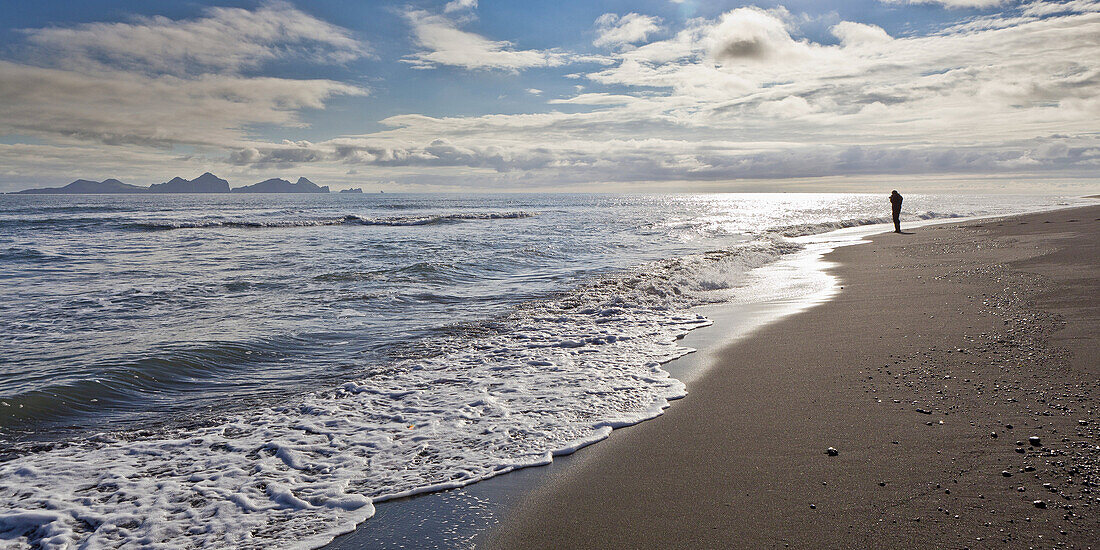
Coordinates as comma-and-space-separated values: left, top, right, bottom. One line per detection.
4, 2, 1099, 192
593, 13, 662, 48
830, 21, 893, 45
21, 2, 368, 75
0, 4, 367, 154
444, 0, 478, 14
527, 88, 543, 95
757, 96, 816, 118
0, 60, 364, 148
403, 10, 575, 71
1020, 0, 1100, 16
248, 4, 1097, 188
879, 0, 1009, 8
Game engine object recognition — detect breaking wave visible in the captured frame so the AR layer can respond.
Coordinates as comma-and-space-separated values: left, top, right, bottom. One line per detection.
126, 212, 535, 230
0, 238, 798, 549
769, 211, 965, 237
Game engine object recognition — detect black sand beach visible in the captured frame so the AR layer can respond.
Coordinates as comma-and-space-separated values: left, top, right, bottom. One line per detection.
486, 205, 1099, 548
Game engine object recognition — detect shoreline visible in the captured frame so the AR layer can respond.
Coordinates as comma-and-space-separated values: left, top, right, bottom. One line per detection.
323, 213, 883, 549
325, 203, 1096, 549
485, 204, 1099, 548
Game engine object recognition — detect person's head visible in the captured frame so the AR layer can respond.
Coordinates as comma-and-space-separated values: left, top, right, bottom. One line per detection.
891, 190, 899, 196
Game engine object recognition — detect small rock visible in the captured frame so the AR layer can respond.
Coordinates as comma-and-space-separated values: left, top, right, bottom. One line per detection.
826, 447, 839, 456
1033, 500, 1047, 509
1029, 436, 1041, 446
810, 503, 816, 509
1002, 470, 1012, 477
991, 432, 998, 438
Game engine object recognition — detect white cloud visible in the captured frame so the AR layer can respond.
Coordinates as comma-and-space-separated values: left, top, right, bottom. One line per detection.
1020, 0, 1100, 16
0, 4, 366, 166
703, 7, 820, 65
403, 10, 575, 71
4, 3, 1099, 192
593, 13, 662, 48
549, 93, 639, 105
444, 0, 478, 14
880, 0, 1009, 8
830, 21, 893, 45
21, 2, 367, 75
527, 88, 543, 95
757, 96, 816, 118
0, 61, 364, 149
255, 5, 1098, 188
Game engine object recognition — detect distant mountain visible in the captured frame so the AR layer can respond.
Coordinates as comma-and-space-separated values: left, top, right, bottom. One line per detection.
11, 174, 330, 194
231, 177, 330, 193
14, 178, 148, 194
339, 188, 364, 194
149, 172, 230, 193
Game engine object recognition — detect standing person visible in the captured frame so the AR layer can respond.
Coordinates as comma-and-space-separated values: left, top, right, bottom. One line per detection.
890, 190, 903, 233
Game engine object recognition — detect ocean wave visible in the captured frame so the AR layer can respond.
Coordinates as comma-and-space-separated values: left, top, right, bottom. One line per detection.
769, 211, 965, 237
1, 205, 128, 215
125, 212, 536, 230
0, 247, 66, 263
0, 217, 110, 230
0, 340, 299, 432
0, 237, 800, 549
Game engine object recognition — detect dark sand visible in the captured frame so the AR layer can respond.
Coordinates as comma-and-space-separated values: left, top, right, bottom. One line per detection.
486, 205, 1100, 548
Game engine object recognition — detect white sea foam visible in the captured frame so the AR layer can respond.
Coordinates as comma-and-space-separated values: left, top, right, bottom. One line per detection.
768, 210, 964, 237
0, 238, 798, 549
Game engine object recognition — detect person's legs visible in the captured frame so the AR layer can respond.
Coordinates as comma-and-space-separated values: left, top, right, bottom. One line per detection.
892, 209, 901, 232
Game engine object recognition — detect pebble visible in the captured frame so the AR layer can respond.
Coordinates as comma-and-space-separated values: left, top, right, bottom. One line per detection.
1033, 500, 1047, 509
1029, 436, 1041, 446
1001, 470, 1012, 477
991, 431, 998, 438
826, 447, 839, 456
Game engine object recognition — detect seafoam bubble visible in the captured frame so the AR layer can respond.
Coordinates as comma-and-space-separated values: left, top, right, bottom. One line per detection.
0, 239, 796, 549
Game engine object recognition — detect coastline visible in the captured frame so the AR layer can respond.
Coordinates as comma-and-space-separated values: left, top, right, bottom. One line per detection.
484, 204, 1099, 548
323, 210, 884, 549
325, 203, 1096, 549
321, 236, 851, 549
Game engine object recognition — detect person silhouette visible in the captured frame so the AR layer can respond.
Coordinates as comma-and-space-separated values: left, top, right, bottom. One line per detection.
889, 190, 903, 233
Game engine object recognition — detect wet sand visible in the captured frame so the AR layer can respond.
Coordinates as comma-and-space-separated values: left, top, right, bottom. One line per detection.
486, 205, 1099, 548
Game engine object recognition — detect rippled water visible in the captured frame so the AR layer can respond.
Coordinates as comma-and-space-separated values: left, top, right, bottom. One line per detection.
0, 192, 1078, 548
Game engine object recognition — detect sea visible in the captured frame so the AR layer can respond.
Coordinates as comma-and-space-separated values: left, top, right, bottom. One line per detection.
0, 192, 1081, 548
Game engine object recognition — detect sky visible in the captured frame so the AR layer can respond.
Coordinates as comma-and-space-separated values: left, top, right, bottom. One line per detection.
0, 0, 1098, 193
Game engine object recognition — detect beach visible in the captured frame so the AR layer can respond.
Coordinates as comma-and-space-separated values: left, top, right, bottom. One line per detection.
485, 204, 1099, 548
2, 196, 1093, 549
